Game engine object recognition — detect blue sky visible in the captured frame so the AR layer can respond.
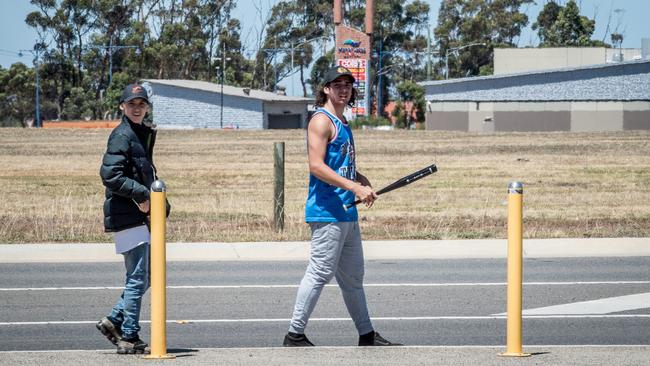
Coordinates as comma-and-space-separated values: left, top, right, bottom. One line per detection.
1, 0, 647, 84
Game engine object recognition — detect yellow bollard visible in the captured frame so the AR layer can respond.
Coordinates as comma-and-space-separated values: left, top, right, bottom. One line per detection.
499, 181, 530, 357
144, 180, 175, 360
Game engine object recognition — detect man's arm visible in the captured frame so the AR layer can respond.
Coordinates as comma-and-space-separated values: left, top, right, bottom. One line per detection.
100, 133, 150, 203
307, 115, 377, 206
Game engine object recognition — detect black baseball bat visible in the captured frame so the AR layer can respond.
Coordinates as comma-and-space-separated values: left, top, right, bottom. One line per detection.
344, 163, 437, 210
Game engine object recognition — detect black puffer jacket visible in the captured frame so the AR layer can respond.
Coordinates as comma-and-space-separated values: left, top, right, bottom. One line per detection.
100, 116, 163, 232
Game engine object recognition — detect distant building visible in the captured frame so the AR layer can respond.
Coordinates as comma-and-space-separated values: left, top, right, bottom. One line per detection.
494, 47, 644, 75
382, 101, 418, 126
143, 79, 312, 129
420, 60, 650, 132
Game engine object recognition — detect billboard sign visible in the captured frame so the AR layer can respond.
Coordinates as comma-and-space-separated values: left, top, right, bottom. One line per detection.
335, 26, 371, 118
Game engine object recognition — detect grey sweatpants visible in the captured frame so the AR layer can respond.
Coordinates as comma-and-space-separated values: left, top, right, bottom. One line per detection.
288, 221, 373, 335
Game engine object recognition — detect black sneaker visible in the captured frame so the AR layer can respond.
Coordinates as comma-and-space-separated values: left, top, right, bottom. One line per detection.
358, 331, 403, 346
96, 317, 122, 346
283, 332, 315, 347
116, 336, 150, 354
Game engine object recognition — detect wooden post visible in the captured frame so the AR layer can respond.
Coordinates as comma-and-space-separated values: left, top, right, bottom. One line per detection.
273, 142, 285, 232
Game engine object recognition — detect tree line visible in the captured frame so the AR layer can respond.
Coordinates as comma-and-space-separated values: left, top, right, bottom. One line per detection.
0, 0, 610, 127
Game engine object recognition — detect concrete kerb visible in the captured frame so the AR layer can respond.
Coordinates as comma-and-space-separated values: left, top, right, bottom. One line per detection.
0, 238, 648, 263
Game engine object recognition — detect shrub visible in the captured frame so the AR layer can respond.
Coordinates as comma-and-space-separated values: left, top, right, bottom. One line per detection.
348, 115, 391, 129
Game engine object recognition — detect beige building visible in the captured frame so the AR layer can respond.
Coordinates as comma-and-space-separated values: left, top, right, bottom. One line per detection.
494, 47, 643, 75
421, 60, 650, 132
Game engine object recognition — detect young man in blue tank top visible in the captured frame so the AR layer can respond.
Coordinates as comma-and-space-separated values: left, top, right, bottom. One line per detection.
283, 66, 402, 347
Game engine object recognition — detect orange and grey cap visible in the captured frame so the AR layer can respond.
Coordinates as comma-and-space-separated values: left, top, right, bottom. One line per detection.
120, 83, 150, 104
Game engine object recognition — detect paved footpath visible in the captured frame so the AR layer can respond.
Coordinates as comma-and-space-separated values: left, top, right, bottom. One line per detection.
2, 346, 650, 366
1, 237, 649, 365
2, 237, 650, 263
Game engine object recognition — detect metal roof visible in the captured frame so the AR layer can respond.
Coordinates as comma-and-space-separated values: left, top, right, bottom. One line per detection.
420, 60, 650, 102
143, 79, 312, 102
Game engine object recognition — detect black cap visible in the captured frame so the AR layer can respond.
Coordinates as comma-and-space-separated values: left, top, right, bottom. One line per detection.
323, 66, 355, 85
120, 83, 150, 104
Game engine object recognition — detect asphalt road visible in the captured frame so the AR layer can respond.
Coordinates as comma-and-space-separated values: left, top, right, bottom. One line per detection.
1, 257, 649, 352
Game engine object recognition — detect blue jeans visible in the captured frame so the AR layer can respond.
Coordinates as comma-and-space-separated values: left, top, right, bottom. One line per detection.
289, 222, 373, 335
107, 243, 150, 339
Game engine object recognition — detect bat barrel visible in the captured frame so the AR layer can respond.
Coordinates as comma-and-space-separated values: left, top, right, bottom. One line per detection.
343, 163, 437, 210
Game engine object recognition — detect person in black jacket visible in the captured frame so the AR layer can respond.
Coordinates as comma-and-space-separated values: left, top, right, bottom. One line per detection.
96, 83, 164, 354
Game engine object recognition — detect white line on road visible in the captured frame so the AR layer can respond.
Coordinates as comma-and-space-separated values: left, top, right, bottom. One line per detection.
2, 280, 649, 291
519, 292, 650, 315
2, 314, 650, 326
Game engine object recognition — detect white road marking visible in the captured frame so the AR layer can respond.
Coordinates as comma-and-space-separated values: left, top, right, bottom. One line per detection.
1, 280, 649, 291
517, 292, 650, 315
3, 282, 648, 326
2, 314, 650, 326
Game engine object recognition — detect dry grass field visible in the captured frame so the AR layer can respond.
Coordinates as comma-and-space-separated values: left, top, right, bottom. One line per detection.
0, 127, 649, 244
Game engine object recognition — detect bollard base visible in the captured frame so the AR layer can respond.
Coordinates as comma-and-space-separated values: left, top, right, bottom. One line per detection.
498, 352, 531, 357
143, 354, 176, 360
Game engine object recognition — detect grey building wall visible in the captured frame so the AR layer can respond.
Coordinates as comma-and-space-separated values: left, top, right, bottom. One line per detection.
571, 102, 623, 131
425, 101, 650, 132
151, 83, 263, 129
425, 112, 468, 131
425, 102, 468, 131
493, 111, 571, 131
263, 101, 309, 129
622, 101, 650, 130
624, 111, 650, 130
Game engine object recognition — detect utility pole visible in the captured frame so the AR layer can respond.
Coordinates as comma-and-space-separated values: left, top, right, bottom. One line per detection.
427, 25, 432, 80
19, 48, 43, 128
215, 43, 231, 128
88, 37, 139, 86
377, 43, 383, 118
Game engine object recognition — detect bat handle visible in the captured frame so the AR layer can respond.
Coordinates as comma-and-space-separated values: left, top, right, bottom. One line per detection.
343, 199, 362, 210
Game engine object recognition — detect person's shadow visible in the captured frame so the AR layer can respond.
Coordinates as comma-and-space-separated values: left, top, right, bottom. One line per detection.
166, 348, 199, 358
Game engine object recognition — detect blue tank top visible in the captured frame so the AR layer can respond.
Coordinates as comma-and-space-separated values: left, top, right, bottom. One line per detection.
305, 108, 358, 222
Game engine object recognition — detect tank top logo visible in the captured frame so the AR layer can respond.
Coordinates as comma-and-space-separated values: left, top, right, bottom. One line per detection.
338, 140, 356, 180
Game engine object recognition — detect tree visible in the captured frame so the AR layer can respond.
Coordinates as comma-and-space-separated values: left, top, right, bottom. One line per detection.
217, 18, 250, 87
6, 0, 256, 123
309, 50, 335, 97
434, 0, 533, 79
26, 0, 75, 118
0, 64, 36, 126
198, 0, 236, 74
531, 1, 561, 46
533, 0, 606, 47
368, 0, 430, 116
395, 80, 425, 128
257, 0, 332, 95
260, 0, 431, 103
61, 87, 93, 120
